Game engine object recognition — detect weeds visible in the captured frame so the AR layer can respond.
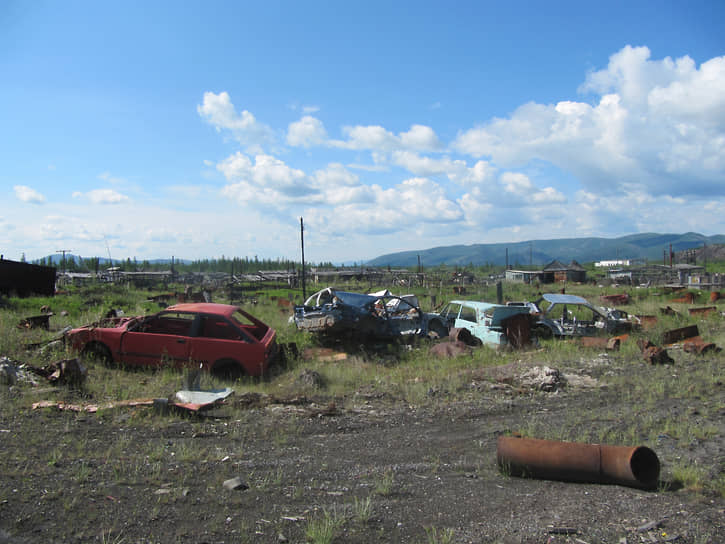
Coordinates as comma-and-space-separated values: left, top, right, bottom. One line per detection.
374, 468, 395, 496
425, 526, 455, 544
305, 507, 344, 544
352, 495, 373, 523
670, 460, 706, 492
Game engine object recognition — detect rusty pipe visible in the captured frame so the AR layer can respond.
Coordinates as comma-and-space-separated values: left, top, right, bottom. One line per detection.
497, 436, 660, 489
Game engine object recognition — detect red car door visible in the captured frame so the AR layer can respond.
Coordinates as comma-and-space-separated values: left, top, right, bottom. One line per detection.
120, 312, 195, 368
188, 314, 265, 375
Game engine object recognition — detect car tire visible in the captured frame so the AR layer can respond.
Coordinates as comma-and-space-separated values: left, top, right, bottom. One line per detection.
81, 342, 112, 364
211, 359, 245, 381
533, 325, 553, 340
428, 319, 449, 339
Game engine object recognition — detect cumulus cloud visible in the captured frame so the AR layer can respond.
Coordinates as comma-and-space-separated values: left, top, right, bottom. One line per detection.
14, 185, 46, 204
196, 50, 725, 258
217, 152, 320, 207
453, 45, 725, 197
399, 125, 442, 151
198, 91, 275, 151
287, 115, 328, 147
331, 123, 442, 152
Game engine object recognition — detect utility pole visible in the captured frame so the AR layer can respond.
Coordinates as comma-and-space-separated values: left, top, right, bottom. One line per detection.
56, 249, 72, 274
300, 217, 306, 301
703, 242, 707, 271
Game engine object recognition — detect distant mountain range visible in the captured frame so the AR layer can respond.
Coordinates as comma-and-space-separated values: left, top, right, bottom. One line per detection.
28, 232, 725, 269
366, 232, 725, 267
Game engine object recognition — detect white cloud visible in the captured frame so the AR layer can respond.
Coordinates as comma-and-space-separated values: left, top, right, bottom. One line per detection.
399, 124, 442, 151
450, 160, 497, 186
332, 125, 399, 151
217, 152, 319, 206
331, 123, 442, 152
313, 163, 360, 188
391, 151, 467, 178
287, 115, 328, 147
73, 189, 130, 204
453, 46, 725, 198
197, 91, 275, 151
305, 177, 463, 236
14, 185, 46, 204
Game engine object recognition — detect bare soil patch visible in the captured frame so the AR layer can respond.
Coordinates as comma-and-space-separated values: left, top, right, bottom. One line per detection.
1, 350, 724, 543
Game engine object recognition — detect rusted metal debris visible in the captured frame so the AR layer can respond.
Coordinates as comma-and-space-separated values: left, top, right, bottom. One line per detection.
33, 398, 155, 412
688, 306, 717, 317
662, 325, 700, 344
22, 358, 88, 385
637, 339, 674, 365
579, 335, 624, 350
671, 292, 696, 304
448, 327, 482, 346
682, 339, 720, 355
659, 325, 720, 354
17, 314, 52, 330
636, 315, 658, 329
600, 293, 629, 305
501, 313, 533, 349
301, 347, 348, 362
429, 339, 472, 358
660, 306, 680, 316
497, 435, 660, 489
709, 291, 723, 302
33, 388, 233, 413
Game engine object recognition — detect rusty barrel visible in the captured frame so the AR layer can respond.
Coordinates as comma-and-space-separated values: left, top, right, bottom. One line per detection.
497, 436, 660, 489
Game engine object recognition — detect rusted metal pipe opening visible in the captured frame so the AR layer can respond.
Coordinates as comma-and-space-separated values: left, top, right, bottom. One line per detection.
628, 446, 660, 487
497, 436, 660, 489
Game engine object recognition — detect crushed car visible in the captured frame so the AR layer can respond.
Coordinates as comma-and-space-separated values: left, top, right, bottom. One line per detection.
508, 293, 637, 339
65, 303, 278, 378
293, 287, 448, 341
437, 300, 535, 348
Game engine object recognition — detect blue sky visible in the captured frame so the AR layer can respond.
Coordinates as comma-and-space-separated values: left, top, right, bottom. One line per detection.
2, 1, 724, 263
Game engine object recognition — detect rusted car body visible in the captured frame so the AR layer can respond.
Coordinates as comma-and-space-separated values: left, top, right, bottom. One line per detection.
66, 303, 277, 378
293, 287, 447, 341
510, 293, 635, 339
437, 300, 533, 347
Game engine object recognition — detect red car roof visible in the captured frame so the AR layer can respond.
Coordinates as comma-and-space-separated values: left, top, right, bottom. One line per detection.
164, 303, 239, 317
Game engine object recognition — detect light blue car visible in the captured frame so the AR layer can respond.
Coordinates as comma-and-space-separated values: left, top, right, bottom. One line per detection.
437, 300, 533, 347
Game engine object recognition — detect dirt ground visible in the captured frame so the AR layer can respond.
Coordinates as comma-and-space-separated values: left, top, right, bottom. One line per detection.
1, 352, 724, 544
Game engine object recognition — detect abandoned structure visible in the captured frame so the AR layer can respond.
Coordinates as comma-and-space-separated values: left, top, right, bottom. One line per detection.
0, 258, 56, 297
505, 260, 587, 284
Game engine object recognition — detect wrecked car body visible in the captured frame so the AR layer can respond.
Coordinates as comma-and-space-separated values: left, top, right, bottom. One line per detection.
437, 300, 534, 348
293, 287, 447, 341
510, 293, 635, 339
66, 303, 277, 378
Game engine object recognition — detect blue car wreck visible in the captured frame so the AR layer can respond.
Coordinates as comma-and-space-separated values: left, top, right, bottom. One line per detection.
437, 300, 534, 348
293, 287, 448, 342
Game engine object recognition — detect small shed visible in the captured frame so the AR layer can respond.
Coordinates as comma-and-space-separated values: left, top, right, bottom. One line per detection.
0, 258, 56, 297
543, 260, 587, 283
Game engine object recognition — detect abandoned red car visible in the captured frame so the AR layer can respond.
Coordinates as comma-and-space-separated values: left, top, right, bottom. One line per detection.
66, 303, 278, 378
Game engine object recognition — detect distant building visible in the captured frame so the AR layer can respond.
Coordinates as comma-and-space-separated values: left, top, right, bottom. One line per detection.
505, 269, 544, 284
505, 260, 587, 284
595, 259, 631, 267
542, 260, 587, 283
0, 257, 56, 297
